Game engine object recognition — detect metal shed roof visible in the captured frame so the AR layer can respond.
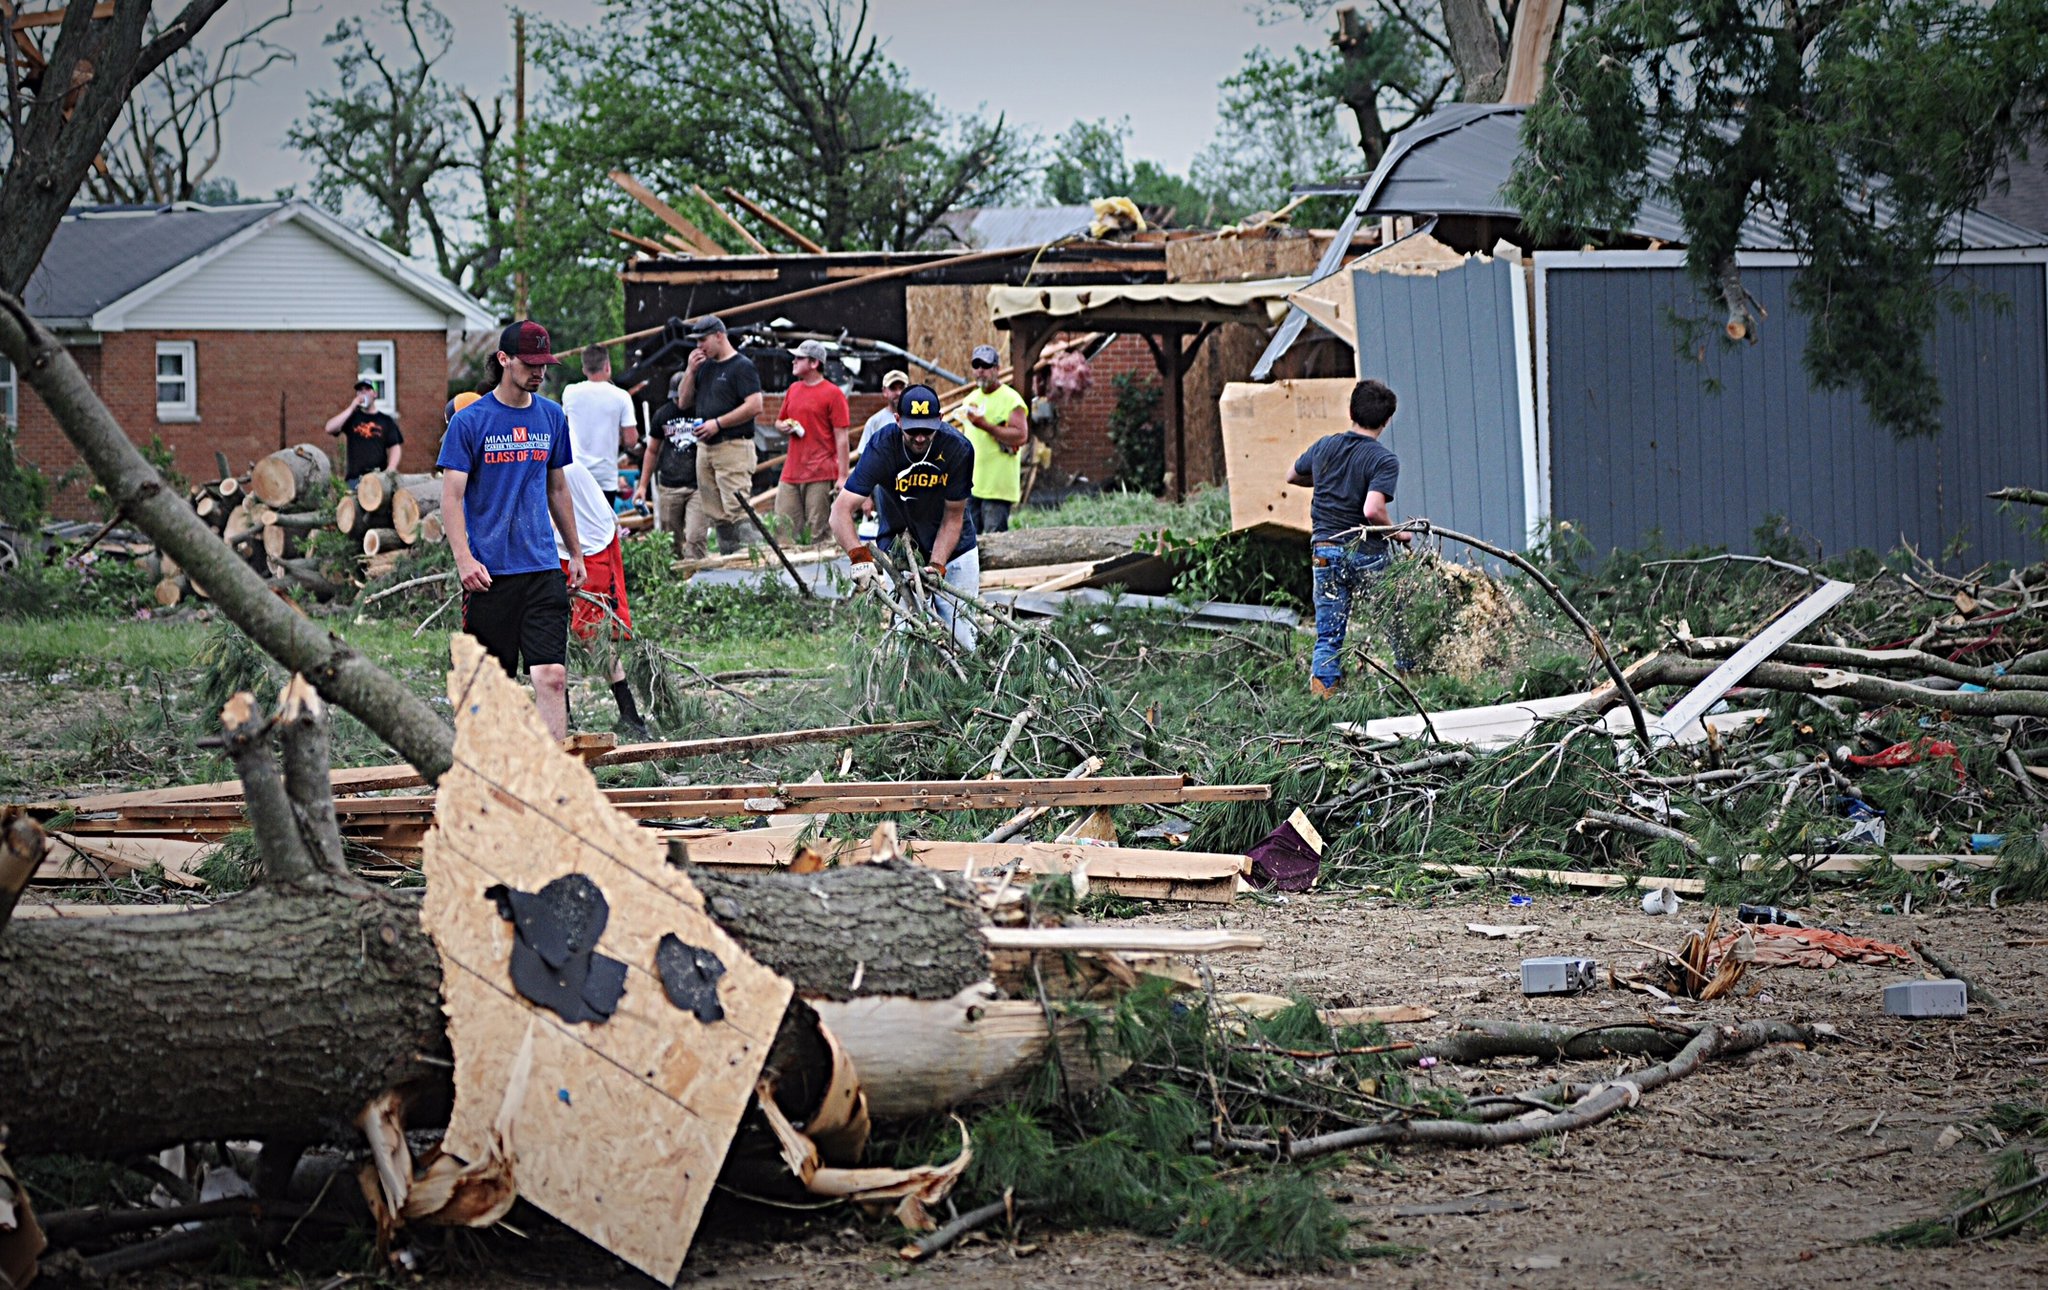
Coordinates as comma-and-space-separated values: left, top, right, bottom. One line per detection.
1341, 104, 2048, 250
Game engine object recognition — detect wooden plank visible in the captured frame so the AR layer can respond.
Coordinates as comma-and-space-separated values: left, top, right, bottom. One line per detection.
11, 2, 113, 29
723, 187, 825, 253
607, 227, 670, 257
690, 183, 771, 254
625, 268, 782, 284
1649, 580, 1857, 744
37, 833, 215, 885
43, 721, 942, 811
424, 634, 789, 1283
673, 831, 1244, 904
980, 927, 1263, 953
1421, 862, 1707, 896
607, 170, 727, 255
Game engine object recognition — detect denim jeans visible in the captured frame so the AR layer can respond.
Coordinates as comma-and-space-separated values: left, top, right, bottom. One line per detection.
969, 496, 1011, 534
1311, 543, 1411, 683
874, 538, 982, 649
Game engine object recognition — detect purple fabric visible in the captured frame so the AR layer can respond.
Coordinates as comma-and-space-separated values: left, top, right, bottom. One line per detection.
1248, 820, 1320, 892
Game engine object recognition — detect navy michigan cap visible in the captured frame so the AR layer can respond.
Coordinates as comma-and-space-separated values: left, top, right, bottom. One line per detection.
897, 383, 945, 431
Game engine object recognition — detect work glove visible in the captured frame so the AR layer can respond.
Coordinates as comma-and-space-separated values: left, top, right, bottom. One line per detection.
846, 545, 878, 589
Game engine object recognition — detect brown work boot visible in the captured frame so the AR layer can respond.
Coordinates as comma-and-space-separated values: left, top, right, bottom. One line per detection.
1309, 676, 1340, 698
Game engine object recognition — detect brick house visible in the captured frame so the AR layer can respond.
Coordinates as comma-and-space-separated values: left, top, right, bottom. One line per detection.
5, 201, 496, 514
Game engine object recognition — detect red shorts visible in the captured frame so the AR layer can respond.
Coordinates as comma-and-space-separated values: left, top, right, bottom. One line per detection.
564, 533, 631, 640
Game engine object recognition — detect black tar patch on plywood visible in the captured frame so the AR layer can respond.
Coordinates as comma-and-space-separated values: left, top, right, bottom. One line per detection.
655, 934, 727, 1023
488, 874, 628, 1025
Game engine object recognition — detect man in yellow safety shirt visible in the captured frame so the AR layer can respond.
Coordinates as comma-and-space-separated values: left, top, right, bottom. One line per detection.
957, 343, 1028, 533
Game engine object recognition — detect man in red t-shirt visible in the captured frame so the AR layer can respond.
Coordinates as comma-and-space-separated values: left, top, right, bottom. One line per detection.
773, 339, 851, 543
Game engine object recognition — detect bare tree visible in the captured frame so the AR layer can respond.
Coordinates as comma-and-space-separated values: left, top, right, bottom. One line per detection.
82, 2, 295, 205
0, 0, 235, 292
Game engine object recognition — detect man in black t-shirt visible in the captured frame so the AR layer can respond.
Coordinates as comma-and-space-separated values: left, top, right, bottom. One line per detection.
1285, 378, 1414, 696
324, 379, 404, 482
673, 315, 763, 551
634, 370, 706, 559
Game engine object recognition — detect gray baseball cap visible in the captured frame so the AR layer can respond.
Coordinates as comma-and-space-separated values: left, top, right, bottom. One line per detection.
971, 344, 1000, 367
790, 338, 830, 363
685, 315, 727, 337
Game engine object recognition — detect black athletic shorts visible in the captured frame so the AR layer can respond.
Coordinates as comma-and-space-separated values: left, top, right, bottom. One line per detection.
461, 568, 570, 676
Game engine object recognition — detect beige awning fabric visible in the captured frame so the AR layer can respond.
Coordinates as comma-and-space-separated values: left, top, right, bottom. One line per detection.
986, 277, 1311, 329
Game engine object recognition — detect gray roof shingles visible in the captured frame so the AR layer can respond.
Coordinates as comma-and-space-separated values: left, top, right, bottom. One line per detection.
23, 202, 279, 323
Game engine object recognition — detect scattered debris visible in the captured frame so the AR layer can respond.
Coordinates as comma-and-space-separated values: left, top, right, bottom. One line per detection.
1883, 980, 1968, 1018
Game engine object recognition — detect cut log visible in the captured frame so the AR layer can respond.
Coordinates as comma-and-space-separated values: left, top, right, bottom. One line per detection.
154, 576, 186, 608
266, 511, 330, 532
277, 557, 347, 602
419, 511, 444, 545
194, 494, 220, 522
391, 490, 421, 543
361, 527, 405, 557
0, 859, 1002, 1158
334, 494, 361, 537
220, 501, 259, 545
354, 470, 390, 514
261, 524, 298, 563
216, 474, 240, 499
251, 445, 333, 509
976, 524, 1160, 571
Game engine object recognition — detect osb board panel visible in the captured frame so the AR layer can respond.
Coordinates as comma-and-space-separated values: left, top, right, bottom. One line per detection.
905, 285, 1000, 380
1181, 322, 1271, 490
421, 634, 793, 1284
1166, 233, 1324, 283
1217, 378, 1355, 535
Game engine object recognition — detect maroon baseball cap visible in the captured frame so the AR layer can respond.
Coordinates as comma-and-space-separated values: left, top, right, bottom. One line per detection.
497, 319, 560, 366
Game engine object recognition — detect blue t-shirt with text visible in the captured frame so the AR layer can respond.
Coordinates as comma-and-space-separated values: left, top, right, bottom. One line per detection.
842, 423, 977, 559
437, 392, 573, 576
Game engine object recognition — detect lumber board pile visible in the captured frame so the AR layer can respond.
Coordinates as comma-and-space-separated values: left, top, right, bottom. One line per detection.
30, 721, 1265, 902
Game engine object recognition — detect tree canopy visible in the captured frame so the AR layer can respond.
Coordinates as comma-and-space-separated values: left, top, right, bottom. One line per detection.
1507, 0, 2048, 438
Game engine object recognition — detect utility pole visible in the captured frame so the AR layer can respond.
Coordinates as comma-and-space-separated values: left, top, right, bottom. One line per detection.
514, 11, 529, 319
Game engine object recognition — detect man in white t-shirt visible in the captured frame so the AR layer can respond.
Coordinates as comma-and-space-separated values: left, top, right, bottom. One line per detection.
560, 345, 640, 508
553, 459, 648, 739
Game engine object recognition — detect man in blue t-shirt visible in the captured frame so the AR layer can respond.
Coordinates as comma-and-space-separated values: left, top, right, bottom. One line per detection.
829, 382, 980, 647
1285, 378, 1414, 696
439, 319, 587, 737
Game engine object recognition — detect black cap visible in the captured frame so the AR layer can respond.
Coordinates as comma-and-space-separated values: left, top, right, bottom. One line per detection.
686, 315, 727, 338
353, 379, 375, 391
896, 383, 945, 431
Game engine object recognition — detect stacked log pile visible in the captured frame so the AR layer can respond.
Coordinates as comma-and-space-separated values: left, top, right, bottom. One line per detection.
157, 449, 446, 605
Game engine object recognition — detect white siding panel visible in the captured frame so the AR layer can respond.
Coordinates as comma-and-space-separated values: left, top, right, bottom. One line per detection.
121, 219, 452, 331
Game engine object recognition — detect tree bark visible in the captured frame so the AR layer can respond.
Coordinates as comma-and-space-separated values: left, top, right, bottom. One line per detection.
0, 862, 993, 1158
0, 293, 457, 783
976, 524, 1158, 571
1443, 0, 1509, 102
1636, 652, 2048, 720
0, 0, 234, 294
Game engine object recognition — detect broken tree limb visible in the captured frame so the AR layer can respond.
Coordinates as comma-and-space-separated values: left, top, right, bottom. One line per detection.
1236, 1019, 1813, 1161
1632, 653, 2048, 720
1372, 520, 1652, 748
219, 691, 322, 887
0, 293, 457, 783
1988, 487, 2048, 508
1581, 808, 1704, 857
1912, 939, 2007, 1012
275, 676, 350, 881
1650, 580, 1855, 742
977, 524, 1160, 570
0, 807, 44, 940
1680, 636, 2048, 691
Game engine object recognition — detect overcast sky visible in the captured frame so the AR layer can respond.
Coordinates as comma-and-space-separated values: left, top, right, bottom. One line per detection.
204, 0, 1332, 200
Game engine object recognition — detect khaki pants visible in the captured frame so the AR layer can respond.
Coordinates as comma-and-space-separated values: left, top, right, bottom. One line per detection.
774, 479, 835, 544
696, 435, 757, 529
655, 482, 705, 561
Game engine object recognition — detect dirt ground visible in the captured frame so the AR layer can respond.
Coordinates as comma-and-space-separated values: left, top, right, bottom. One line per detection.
367, 888, 2045, 1290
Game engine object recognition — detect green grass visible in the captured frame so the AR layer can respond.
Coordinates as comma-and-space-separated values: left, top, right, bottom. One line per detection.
1016, 486, 1231, 533
0, 617, 212, 681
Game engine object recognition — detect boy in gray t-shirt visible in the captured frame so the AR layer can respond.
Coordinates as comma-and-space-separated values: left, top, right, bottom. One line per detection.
1285, 379, 1413, 696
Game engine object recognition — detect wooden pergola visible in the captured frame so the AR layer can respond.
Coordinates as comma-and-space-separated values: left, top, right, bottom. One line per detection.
988, 279, 1306, 500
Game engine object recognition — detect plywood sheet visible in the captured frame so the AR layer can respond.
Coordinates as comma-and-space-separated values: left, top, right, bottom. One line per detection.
1166, 233, 1324, 284
1217, 378, 1354, 535
904, 284, 999, 382
421, 634, 793, 1284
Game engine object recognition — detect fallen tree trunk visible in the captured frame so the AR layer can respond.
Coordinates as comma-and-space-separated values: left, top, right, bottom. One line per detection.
0, 861, 995, 1159
251, 445, 333, 509
976, 524, 1159, 570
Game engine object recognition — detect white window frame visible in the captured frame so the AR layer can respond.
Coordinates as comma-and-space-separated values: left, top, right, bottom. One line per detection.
357, 340, 396, 415
0, 354, 15, 428
154, 340, 197, 421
